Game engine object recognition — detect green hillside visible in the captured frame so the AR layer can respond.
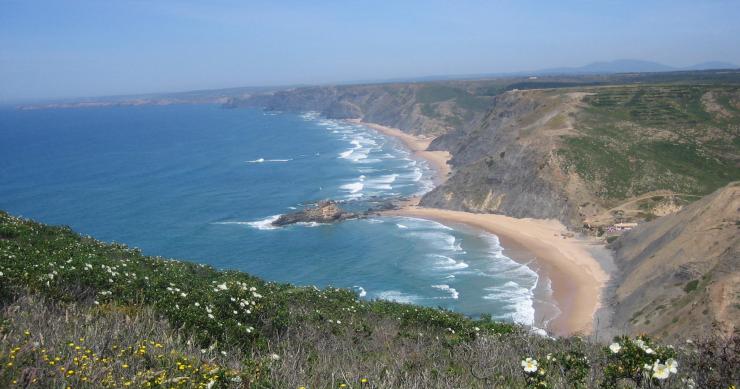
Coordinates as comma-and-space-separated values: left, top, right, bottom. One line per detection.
559, 85, 740, 202
0, 211, 736, 388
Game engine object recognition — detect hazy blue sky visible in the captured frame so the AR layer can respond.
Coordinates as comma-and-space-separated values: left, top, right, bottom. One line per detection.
1, 0, 739, 102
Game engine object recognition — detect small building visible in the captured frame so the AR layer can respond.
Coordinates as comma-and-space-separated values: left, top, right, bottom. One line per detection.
614, 222, 638, 230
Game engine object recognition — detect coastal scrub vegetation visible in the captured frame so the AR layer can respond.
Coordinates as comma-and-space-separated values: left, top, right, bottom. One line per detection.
1, 211, 737, 388
559, 85, 740, 202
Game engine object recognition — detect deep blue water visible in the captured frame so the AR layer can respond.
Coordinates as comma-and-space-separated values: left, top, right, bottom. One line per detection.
0, 105, 541, 324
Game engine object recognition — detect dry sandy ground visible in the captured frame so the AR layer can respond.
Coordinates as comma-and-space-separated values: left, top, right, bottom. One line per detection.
354, 119, 609, 336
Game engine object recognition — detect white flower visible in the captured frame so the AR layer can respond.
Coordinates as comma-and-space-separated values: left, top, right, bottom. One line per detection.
194, 302, 200, 307
269, 353, 280, 361
643, 363, 652, 370
221, 350, 227, 356
652, 361, 670, 379
216, 283, 228, 291
665, 358, 678, 374
208, 313, 215, 319
609, 342, 621, 353
635, 339, 647, 350
0, 271, 4, 276
521, 357, 538, 373
645, 347, 655, 355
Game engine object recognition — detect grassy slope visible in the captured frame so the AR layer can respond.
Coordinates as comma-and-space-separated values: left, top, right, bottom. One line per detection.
558, 85, 740, 204
0, 212, 737, 388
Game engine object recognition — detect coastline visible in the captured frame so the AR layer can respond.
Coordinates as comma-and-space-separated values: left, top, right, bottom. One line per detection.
356, 119, 609, 336
347, 119, 451, 185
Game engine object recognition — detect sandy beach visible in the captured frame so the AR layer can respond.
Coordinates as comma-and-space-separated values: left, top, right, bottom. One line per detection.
358, 120, 609, 336
348, 119, 451, 184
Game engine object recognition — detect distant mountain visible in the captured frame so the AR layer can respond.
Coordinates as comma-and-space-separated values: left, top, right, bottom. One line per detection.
683, 61, 739, 71
537, 59, 737, 75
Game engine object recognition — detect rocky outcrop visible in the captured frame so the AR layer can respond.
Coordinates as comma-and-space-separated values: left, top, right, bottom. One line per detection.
604, 182, 739, 339
272, 200, 358, 226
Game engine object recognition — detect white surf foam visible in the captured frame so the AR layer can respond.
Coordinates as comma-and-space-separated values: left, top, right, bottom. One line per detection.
483, 281, 536, 325
340, 182, 364, 194
431, 284, 459, 299
246, 158, 292, 163
353, 286, 367, 297
431, 254, 469, 270
375, 290, 418, 304
245, 215, 281, 230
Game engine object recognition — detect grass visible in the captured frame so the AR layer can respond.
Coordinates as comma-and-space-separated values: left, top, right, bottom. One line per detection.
559, 85, 740, 202
684, 280, 700, 293
1, 211, 738, 388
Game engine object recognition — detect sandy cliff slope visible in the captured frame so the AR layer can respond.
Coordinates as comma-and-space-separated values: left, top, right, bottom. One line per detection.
607, 182, 739, 339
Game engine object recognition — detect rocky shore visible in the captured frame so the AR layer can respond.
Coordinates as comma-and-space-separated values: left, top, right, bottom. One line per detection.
271, 200, 359, 226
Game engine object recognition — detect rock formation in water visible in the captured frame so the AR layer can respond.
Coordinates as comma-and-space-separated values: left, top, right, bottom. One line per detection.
271, 200, 358, 226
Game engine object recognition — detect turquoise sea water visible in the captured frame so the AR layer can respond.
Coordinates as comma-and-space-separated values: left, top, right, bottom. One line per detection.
0, 104, 544, 325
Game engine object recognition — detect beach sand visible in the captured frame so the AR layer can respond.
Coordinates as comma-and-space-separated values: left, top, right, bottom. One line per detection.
385, 202, 609, 336
348, 119, 451, 184
357, 119, 609, 336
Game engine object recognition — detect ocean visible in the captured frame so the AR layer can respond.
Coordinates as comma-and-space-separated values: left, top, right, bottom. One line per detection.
0, 104, 543, 325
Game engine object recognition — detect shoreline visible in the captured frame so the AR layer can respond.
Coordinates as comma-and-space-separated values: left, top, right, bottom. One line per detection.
347, 119, 451, 185
355, 119, 609, 336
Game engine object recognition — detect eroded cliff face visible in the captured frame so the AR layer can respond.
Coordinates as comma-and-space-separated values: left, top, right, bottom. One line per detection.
227, 83, 491, 137
228, 83, 740, 229
606, 182, 739, 339
421, 90, 592, 226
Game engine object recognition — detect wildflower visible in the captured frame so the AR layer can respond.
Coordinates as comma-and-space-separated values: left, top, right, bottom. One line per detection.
360, 378, 368, 383
652, 361, 670, 379
635, 339, 647, 350
665, 358, 678, 374
609, 342, 621, 353
270, 353, 280, 361
645, 347, 655, 354
221, 350, 227, 356
521, 357, 538, 373
216, 283, 228, 291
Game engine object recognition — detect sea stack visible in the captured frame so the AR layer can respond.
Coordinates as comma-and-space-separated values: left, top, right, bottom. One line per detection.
271, 200, 358, 226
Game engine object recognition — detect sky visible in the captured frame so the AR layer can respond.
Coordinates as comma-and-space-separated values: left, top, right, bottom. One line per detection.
1, 0, 739, 102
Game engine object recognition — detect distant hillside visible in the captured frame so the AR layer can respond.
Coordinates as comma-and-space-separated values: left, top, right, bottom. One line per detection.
230, 71, 740, 229
538, 59, 738, 75
607, 182, 739, 339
